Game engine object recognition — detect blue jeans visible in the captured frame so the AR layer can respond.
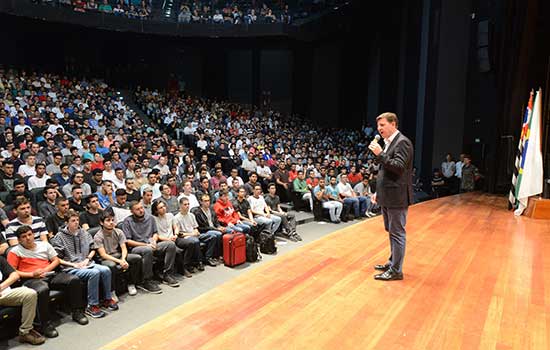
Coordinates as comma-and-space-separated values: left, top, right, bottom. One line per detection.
343, 197, 369, 217
225, 223, 251, 234
68, 264, 112, 306
200, 230, 222, 259
254, 215, 282, 234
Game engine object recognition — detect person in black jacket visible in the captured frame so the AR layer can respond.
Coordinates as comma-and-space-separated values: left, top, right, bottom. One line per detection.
191, 193, 224, 265
368, 112, 414, 281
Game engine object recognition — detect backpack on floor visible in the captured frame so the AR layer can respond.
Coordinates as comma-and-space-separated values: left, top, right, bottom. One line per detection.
258, 229, 277, 255
245, 234, 261, 262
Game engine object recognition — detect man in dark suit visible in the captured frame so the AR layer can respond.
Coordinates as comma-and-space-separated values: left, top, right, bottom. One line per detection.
368, 112, 414, 281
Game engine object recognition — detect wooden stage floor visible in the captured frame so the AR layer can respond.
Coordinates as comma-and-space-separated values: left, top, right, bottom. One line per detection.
102, 193, 550, 350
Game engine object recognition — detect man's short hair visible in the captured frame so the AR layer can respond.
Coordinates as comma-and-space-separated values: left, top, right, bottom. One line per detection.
55, 197, 68, 205
179, 196, 190, 205
65, 209, 80, 221
85, 194, 98, 205
115, 189, 127, 197
376, 112, 399, 127
92, 168, 103, 175
267, 183, 276, 189
100, 209, 115, 223
15, 225, 33, 238
142, 185, 153, 194
14, 197, 30, 209
128, 200, 141, 210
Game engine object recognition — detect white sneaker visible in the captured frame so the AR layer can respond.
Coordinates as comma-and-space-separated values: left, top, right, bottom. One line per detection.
111, 291, 119, 303
366, 211, 376, 218
128, 284, 137, 296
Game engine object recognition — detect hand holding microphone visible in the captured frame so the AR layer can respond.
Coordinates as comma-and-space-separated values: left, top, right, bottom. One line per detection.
368, 135, 383, 156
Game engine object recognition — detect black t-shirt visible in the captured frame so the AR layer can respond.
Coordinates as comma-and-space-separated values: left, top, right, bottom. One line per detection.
0, 256, 15, 283
264, 194, 280, 211
232, 198, 251, 216
69, 198, 86, 212
126, 190, 141, 203
80, 210, 103, 229
46, 213, 66, 235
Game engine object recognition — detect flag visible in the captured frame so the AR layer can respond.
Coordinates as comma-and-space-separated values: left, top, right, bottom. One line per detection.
514, 88, 544, 216
508, 91, 533, 209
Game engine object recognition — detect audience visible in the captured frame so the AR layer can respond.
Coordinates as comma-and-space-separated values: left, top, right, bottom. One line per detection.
0, 66, 475, 344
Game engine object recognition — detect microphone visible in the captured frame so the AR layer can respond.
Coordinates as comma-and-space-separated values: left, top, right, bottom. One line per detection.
369, 135, 381, 155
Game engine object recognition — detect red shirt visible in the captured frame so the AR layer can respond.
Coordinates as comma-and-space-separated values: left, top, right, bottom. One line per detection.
7, 242, 56, 272
214, 199, 240, 226
288, 170, 298, 182
91, 161, 104, 171
306, 177, 319, 187
347, 172, 363, 185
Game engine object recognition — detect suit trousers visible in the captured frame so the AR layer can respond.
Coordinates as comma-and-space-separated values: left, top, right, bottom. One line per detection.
382, 206, 408, 273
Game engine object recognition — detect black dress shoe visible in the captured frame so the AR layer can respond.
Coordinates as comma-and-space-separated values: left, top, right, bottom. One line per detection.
374, 264, 391, 271
374, 269, 403, 281
72, 310, 89, 325
197, 263, 205, 271
182, 268, 193, 278
42, 323, 59, 338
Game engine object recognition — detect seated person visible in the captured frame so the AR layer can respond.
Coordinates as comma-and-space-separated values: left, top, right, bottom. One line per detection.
68, 185, 86, 212
0, 255, 45, 345
156, 184, 179, 215
168, 199, 203, 275
50, 210, 118, 319
5, 198, 49, 246
94, 210, 142, 298
191, 193, 226, 264
5, 179, 32, 206
292, 170, 313, 211
45, 197, 70, 237
244, 172, 260, 196
122, 201, 178, 292
212, 182, 233, 203
337, 174, 368, 219
353, 177, 377, 217
38, 186, 59, 218
79, 194, 103, 230
96, 180, 115, 209
214, 189, 252, 234
233, 187, 270, 235
264, 183, 301, 241
314, 178, 344, 223
8, 225, 89, 339
177, 180, 200, 210
248, 184, 281, 235
174, 197, 218, 268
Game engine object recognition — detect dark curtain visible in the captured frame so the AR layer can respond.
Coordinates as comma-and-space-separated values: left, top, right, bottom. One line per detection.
491, 0, 550, 191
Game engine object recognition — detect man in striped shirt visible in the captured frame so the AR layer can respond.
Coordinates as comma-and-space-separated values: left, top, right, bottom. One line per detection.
5, 198, 48, 247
